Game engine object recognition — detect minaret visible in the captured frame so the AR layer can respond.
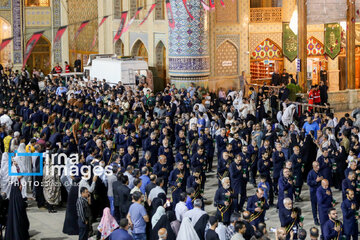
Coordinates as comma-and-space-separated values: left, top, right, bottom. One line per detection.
168, 0, 210, 89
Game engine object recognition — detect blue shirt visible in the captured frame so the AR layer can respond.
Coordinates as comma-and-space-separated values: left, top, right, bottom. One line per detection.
185, 196, 194, 210
302, 121, 320, 139
109, 229, 132, 240
139, 174, 150, 194
56, 86, 67, 96
129, 202, 147, 234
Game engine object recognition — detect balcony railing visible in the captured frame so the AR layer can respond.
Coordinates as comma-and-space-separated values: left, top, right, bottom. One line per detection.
250, 7, 282, 23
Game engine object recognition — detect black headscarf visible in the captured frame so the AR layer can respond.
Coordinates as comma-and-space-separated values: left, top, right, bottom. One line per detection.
5, 184, 30, 240
150, 212, 176, 240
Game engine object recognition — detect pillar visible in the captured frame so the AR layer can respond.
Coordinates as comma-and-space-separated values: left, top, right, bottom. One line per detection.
347, 0, 355, 89
298, 0, 307, 92
168, 0, 210, 89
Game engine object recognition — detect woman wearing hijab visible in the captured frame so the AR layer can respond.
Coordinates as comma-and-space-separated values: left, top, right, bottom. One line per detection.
5, 184, 29, 240
62, 177, 80, 235
43, 148, 61, 213
97, 207, 119, 240
167, 211, 180, 236
151, 206, 176, 240
177, 217, 200, 240
0, 152, 11, 198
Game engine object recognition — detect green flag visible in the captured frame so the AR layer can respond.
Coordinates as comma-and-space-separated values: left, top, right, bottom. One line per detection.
283, 23, 297, 62
325, 23, 341, 60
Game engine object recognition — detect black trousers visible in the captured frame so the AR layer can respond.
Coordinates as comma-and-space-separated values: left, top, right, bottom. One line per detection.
77, 218, 88, 240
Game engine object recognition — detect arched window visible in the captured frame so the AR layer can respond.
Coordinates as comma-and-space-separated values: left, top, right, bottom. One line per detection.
115, 39, 124, 56
132, 40, 148, 62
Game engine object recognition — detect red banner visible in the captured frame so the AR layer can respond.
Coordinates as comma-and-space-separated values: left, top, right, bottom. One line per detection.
0, 37, 13, 52
74, 20, 90, 40
140, 3, 156, 26
123, 7, 143, 33
220, 0, 225, 7
209, 0, 215, 9
54, 26, 67, 43
90, 16, 109, 49
166, 0, 175, 29
182, 0, 194, 20
23, 31, 44, 68
114, 11, 128, 42
98, 15, 109, 28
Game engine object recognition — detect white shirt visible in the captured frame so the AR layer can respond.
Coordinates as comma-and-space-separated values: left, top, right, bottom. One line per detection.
148, 186, 165, 202
175, 201, 188, 222
183, 207, 207, 226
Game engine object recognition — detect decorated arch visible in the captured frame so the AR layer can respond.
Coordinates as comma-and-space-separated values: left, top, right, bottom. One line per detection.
307, 36, 325, 56
251, 38, 283, 60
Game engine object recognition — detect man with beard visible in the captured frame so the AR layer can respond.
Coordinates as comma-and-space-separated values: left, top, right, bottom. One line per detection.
247, 188, 268, 227
229, 154, 247, 212
169, 161, 188, 205
341, 189, 358, 239
279, 198, 301, 240
273, 143, 286, 196
307, 161, 323, 226
323, 208, 343, 240
214, 177, 234, 225
278, 168, 294, 209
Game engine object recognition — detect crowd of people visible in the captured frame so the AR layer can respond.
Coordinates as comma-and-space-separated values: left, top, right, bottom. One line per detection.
0, 65, 359, 240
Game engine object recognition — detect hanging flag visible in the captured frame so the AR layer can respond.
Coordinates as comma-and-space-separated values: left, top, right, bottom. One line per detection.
220, 0, 225, 7
166, 0, 175, 29
182, 0, 194, 20
0, 37, 13, 52
123, 7, 143, 33
201, 0, 210, 11
54, 25, 67, 44
283, 23, 297, 62
74, 20, 90, 40
90, 16, 109, 50
23, 31, 44, 68
98, 15, 109, 28
114, 11, 128, 42
325, 23, 341, 60
140, 4, 156, 26
209, 0, 215, 9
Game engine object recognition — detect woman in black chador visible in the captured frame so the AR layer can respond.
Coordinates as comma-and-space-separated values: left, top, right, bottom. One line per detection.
5, 184, 30, 240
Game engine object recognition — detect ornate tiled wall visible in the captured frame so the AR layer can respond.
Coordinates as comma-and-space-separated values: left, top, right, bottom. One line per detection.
0, 10, 11, 23
215, 41, 238, 76
169, 0, 210, 88
52, 0, 61, 63
0, 0, 10, 9
12, 0, 22, 64
215, 0, 238, 23
25, 7, 51, 27
68, 0, 98, 52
